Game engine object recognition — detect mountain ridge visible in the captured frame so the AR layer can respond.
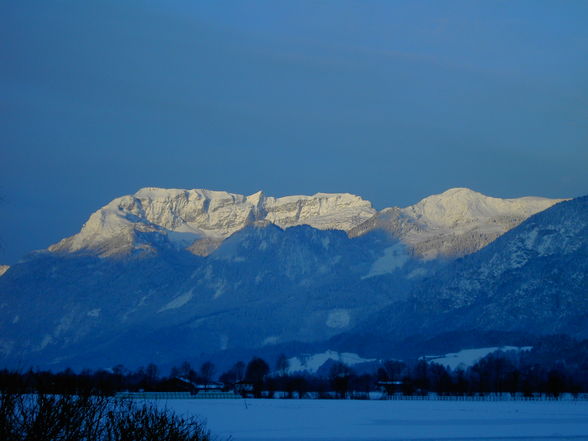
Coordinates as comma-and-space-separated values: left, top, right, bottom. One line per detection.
48, 187, 563, 260
0, 190, 583, 371
350, 195, 588, 343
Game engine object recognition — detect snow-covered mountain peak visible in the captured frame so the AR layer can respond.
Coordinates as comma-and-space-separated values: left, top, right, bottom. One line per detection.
48, 187, 376, 257
46, 186, 564, 259
2, 194, 585, 370
347, 188, 565, 260
402, 187, 563, 229
395, 188, 565, 258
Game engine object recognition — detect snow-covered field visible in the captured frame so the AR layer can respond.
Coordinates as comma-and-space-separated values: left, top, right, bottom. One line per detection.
159, 398, 588, 441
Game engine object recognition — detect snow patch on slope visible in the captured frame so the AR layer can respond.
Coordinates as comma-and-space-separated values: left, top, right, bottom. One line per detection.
422, 346, 532, 370
159, 290, 194, 312
363, 243, 410, 279
262, 336, 279, 346
326, 309, 351, 329
287, 350, 375, 374
37, 335, 53, 351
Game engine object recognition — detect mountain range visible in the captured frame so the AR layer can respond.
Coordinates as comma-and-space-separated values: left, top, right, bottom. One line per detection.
48, 186, 560, 260
1, 187, 584, 371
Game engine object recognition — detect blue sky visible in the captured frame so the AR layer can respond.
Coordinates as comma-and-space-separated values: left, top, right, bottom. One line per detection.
1, 0, 587, 263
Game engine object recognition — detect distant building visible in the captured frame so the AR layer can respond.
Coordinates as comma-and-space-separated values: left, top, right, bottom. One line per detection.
156, 377, 197, 393
194, 381, 224, 391
377, 380, 404, 395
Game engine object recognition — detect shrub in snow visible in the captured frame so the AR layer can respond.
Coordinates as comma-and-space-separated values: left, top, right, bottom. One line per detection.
0, 392, 214, 441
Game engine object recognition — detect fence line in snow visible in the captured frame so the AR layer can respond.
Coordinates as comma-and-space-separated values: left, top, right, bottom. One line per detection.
380, 393, 588, 402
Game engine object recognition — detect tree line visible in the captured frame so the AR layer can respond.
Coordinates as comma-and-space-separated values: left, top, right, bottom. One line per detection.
1, 335, 586, 399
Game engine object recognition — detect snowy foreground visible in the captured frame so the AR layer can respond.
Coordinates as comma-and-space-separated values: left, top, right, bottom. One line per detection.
157, 398, 588, 441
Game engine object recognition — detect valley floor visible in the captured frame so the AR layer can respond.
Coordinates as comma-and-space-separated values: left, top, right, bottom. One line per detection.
157, 398, 588, 441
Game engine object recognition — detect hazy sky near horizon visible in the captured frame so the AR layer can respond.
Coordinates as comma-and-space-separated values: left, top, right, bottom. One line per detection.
1, 0, 587, 263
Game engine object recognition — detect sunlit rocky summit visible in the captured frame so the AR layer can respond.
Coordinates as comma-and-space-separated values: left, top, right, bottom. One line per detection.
1, 187, 584, 371
49, 188, 377, 257
49, 187, 561, 259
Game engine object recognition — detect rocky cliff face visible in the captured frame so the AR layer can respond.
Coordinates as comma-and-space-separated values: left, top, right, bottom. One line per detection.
49, 188, 376, 257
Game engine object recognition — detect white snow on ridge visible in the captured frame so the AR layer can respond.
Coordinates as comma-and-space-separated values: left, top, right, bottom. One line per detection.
287, 350, 375, 374
402, 188, 562, 229
422, 346, 532, 370
49, 188, 376, 257
387, 188, 565, 259
264, 192, 375, 232
47, 186, 564, 259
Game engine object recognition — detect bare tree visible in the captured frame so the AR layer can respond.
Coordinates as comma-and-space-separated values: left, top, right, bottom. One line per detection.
200, 361, 215, 386
275, 354, 289, 376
